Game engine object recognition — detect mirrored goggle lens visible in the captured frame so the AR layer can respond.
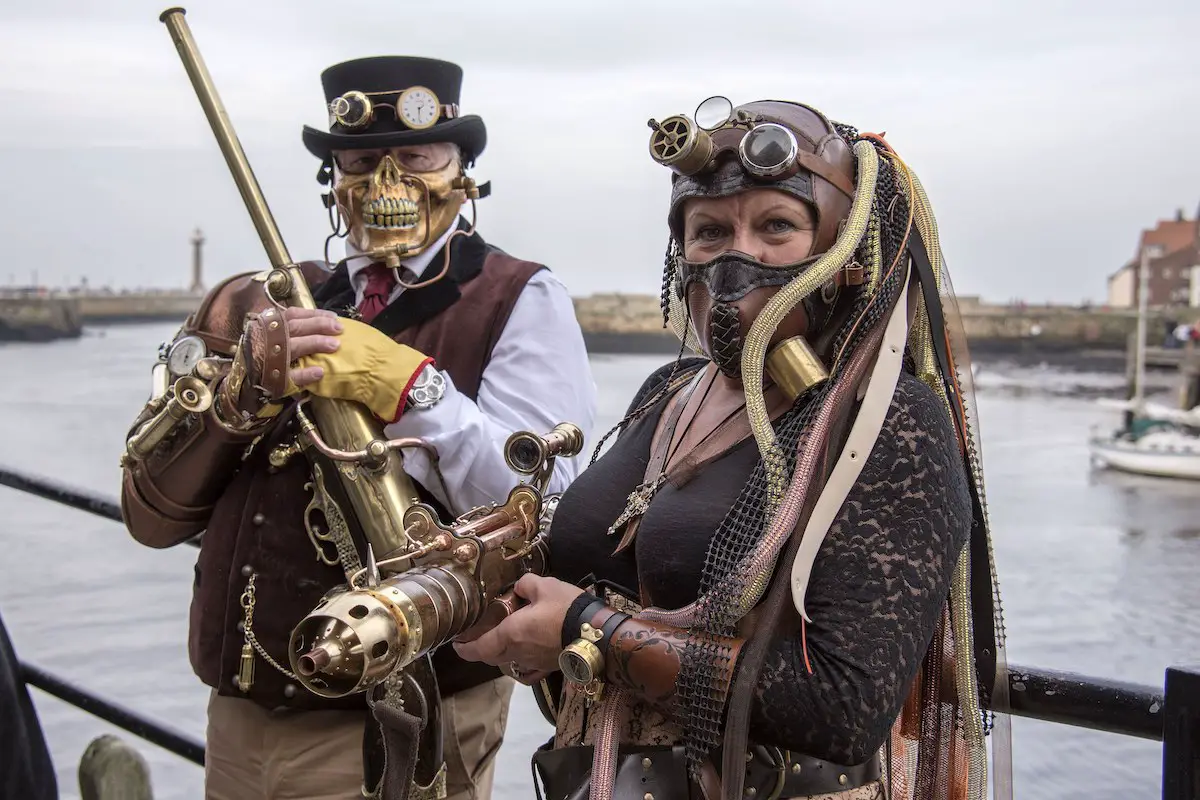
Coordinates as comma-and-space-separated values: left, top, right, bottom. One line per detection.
694, 95, 734, 131
330, 92, 372, 128
740, 123, 797, 177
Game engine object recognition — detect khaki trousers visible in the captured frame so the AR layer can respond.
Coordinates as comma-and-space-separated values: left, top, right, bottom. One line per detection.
204, 677, 515, 800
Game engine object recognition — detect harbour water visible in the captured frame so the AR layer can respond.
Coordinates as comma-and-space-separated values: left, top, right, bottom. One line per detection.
1, 322, 1197, 800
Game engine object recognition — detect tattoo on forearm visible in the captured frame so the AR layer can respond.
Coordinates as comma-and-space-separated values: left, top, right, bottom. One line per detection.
606, 622, 690, 709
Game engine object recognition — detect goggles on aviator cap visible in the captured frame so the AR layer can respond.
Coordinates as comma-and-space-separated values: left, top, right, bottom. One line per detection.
647, 95, 855, 198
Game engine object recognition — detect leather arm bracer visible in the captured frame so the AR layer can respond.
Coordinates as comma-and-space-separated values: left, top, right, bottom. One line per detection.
119, 263, 331, 549
566, 600, 746, 715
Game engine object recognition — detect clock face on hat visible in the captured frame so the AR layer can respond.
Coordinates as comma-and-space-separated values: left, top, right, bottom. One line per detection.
399, 86, 440, 130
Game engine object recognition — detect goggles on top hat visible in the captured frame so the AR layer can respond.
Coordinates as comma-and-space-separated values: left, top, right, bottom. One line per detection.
329, 85, 461, 132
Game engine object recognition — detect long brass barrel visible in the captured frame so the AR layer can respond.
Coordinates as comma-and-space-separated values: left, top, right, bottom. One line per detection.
158, 7, 420, 558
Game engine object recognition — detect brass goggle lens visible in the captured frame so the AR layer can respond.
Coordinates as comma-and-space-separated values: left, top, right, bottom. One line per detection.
329, 90, 373, 129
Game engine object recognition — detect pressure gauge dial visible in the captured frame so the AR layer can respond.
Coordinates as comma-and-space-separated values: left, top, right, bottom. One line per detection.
167, 335, 207, 376
398, 86, 440, 130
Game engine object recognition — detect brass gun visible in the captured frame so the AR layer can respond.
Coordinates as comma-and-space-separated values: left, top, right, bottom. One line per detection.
289, 423, 583, 698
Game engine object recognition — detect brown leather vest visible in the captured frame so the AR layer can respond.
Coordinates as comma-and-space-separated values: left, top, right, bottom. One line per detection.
188, 231, 545, 712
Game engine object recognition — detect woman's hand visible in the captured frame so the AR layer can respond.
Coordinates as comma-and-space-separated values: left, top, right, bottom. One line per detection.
452, 574, 585, 685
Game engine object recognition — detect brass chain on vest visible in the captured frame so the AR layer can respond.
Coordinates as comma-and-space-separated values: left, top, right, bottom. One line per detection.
237, 573, 299, 692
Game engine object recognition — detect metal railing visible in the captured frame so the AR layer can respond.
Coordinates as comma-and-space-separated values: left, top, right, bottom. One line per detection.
2, 464, 1198, 797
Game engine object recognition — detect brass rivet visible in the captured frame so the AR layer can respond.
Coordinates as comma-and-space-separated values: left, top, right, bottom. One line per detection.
839, 774, 848, 786
283, 684, 296, 698
746, 752, 754, 762
269, 321, 280, 329
252, 512, 265, 525
240, 564, 253, 577
746, 789, 757, 797
791, 764, 801, 775
644, 794, 653, 800
273, 344, 281, 354
642, 758, 652, 770
272, 369, 281, 378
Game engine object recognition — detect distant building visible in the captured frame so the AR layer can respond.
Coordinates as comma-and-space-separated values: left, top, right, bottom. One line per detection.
1106, 206, 1200, 309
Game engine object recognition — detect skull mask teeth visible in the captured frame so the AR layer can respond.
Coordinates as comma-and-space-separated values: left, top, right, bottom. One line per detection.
363, 196, 420, 230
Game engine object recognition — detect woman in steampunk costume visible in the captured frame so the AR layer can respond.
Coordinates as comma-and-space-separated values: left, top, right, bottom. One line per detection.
454, 96, 1013, 800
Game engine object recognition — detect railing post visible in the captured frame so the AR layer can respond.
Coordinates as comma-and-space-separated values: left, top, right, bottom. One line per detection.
1163, 665, 1200, 800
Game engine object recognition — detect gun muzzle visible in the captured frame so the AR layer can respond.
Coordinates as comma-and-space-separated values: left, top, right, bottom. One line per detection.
289, 563, 483, 698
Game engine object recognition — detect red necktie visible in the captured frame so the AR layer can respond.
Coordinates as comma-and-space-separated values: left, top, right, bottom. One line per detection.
357, 264, 397, 324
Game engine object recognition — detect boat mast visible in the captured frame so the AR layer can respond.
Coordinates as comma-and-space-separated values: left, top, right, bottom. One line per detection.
1133, 244, 1150, 412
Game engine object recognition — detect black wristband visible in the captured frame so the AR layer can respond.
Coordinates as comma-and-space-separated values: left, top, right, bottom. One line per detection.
597, 611, 631, 656
561, 593, 602, 649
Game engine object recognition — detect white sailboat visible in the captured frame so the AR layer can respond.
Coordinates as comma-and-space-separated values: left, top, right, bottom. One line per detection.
1088, 245, 1200, 481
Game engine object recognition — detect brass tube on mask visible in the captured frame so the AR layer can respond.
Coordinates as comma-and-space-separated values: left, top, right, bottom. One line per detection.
765, 337, 829, 402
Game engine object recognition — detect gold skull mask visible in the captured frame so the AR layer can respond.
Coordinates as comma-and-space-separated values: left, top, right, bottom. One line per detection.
333, 144, 466, 259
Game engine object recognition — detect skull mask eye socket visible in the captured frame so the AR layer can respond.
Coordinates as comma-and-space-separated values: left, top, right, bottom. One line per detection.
335, 145, 456, 176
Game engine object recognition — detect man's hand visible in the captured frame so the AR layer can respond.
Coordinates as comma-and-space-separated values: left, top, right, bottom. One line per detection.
276, 308, 343, 388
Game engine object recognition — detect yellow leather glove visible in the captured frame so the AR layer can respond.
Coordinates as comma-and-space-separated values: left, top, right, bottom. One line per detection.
287, 317, 433, 423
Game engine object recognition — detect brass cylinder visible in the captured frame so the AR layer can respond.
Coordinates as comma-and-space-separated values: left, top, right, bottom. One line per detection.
125, 377, 213, 460
766, 336, 829, 402
289, 563, 483, 698
503, 422, 584, 475
648, 115, 714, 176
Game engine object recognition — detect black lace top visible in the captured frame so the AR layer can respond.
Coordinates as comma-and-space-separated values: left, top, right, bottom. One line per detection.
549, 364, 972, 765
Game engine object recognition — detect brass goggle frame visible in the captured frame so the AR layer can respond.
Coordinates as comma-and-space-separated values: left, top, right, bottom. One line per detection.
648, 96, 800, 181
328, 86, 460, 131
648, 95, 856, 200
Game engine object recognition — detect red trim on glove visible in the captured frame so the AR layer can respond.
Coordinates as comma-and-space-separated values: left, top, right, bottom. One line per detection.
385, 357, 437, 424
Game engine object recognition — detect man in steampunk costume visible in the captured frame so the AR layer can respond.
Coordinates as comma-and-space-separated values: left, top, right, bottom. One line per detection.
119, 56, 596, 800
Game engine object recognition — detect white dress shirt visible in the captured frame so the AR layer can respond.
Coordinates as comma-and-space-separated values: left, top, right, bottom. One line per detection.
343, 221, 597, 516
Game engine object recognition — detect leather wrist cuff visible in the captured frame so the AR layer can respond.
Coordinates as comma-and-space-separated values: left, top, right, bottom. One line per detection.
562, 593, 602, 650
586, 607, 631, 656
255, 306, 291, 400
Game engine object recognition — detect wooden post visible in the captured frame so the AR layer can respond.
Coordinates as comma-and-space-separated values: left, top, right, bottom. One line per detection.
78, 734, 154, 800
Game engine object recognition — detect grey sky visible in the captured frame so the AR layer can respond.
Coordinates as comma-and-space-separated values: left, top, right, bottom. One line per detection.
2, 0, 1197, 304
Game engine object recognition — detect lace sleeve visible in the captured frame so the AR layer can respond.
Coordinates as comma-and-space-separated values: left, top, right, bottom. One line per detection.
748, 374, 972, 764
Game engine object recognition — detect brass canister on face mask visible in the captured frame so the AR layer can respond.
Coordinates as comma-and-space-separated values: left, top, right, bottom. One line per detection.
766, 336, 829, 402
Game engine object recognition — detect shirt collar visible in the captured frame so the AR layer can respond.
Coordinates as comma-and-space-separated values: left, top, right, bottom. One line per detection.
345, 220, 461, 287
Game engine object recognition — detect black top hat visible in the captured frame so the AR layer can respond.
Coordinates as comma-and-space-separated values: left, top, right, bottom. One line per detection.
302, 56, 487, 164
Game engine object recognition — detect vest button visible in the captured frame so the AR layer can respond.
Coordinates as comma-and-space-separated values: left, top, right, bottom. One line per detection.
283, 684, 297, 699
252, 512, 265, 525
241, 564, 253, 577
